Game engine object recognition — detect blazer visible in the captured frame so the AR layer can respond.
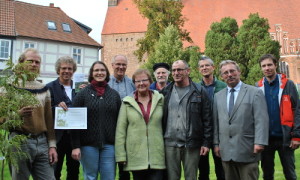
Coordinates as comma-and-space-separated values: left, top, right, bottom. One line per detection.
213, 83, 269, 163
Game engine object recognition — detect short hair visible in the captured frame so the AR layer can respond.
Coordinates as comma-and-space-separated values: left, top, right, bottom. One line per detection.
259, 54, 278, 66
55, 56, 77, 74
198, 56, 214, 66
172, 60, 190, 69
88, 61, 110, 83
219, 60, 240, 73
18, 48, 41, 63
111, 54, 128, 64
132, 69, 153, 84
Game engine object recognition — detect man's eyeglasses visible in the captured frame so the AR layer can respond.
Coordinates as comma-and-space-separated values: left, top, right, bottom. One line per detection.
60, 67, 73, 71
222, 69, 237, 76
171, 68, 186, 73
134, 79, 149, 84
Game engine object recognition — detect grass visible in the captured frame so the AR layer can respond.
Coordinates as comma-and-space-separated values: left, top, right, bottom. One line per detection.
1, 150, 299, 179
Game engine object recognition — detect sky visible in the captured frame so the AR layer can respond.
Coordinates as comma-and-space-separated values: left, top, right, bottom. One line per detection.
17, 0, 108, 44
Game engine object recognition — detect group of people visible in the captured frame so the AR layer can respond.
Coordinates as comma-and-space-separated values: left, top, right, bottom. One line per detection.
6, 48, 300, 180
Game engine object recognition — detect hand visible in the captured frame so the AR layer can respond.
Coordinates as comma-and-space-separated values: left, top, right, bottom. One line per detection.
58, 101, 68, 111
48, 147, 58, 165
119, 161, 127, 165
72, 148, 81, 161
200, 146, 209, 156
79, 84, 87, 89
214, 146, 221, 157
19, 106, 34, 117
289, 140, 300, 149
253, 144, 264, 154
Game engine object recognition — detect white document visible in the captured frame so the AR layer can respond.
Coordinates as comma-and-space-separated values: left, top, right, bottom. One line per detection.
55, 107, 87, 129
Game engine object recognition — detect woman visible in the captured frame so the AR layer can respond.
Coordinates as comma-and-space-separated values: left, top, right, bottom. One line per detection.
71, 61, 121, 180
115, 69, 166, 180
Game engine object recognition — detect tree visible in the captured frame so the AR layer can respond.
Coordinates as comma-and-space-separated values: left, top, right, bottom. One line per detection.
204, 13, 280, 84
143, 24, 201, 81
237, 13, 280, 85
0, 60, 39, 180
133, 0, 192, 62
204, 17, 239, 77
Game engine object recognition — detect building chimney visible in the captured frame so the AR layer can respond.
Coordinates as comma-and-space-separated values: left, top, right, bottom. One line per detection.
49, 3, 54, 7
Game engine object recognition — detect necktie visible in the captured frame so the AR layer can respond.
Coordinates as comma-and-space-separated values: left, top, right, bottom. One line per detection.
228, 88, 235, 116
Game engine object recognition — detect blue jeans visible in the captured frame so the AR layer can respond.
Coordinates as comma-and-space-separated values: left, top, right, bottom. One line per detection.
80, 144, 115, 180
261, 137, 296, 180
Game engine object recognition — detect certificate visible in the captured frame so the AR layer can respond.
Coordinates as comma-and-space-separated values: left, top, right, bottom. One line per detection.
54, 107, 87, 129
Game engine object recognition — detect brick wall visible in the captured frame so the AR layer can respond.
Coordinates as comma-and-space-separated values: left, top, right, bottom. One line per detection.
101, 32, 145, 78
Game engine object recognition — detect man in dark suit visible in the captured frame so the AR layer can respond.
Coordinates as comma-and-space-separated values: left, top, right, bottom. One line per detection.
213, 60, 269, 180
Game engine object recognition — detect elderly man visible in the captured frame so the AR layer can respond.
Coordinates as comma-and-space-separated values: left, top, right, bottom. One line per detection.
46, 56, 80, 180
109, 54, 135, 180
150, 63, 170, 90
109, 55, 135, 99
161, 60, 212, 180
10, 48, 57, 180
198, 56, 226, 180
257, 54, 300, 180
214, 60, 269, 180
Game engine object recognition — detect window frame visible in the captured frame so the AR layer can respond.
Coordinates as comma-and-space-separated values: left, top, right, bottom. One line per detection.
23, 41, 36, 50
72, 47, 82, 65
0, 39, 11, 60
62, 23, 71, 32
47, 21, 57, 30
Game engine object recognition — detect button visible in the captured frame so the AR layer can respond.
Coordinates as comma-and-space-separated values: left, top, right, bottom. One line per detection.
229, 136, 232, 138
229, 122, 231, 125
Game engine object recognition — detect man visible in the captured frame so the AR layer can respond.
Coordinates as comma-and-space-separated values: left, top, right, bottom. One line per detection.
161, 60, 212, 180
198, 56, 226, 180
109, 55, 135, 99
257, 54, 300, 180
213, 60, 269, 180
46, 56, 80, 180
150, 62, 170, 90
10, 48, 58, 179
109, 54, 135, 180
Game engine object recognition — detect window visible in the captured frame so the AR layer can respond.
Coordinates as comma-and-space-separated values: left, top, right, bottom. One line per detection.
62, 23, 71, 32
47, 21, 57, 30
73, 47, 82, 64
0, 39, 11, 60
24, 42, 36, 49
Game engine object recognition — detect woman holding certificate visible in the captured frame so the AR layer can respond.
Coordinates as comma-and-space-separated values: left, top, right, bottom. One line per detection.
115, 69, 166, 180
71, 61, 121, 180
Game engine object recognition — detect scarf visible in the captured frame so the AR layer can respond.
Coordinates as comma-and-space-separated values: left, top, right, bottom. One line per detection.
91, 79, 107, 96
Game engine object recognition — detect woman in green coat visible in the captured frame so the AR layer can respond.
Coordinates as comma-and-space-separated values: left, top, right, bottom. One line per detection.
115, 69, 166, 180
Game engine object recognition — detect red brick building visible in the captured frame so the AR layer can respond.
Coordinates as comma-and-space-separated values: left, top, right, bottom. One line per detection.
102, 0, 300, 85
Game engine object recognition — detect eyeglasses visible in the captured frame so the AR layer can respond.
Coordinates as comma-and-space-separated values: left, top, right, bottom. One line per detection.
222, 69, 237, 76
134, 79, 149, 84
199, 64, 212, 68
171, 68, 186, 73
114, 63, 127, 67
60, 67, 73, 71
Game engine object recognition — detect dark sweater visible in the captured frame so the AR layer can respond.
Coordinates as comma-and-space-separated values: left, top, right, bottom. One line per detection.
71, 84, 121, 149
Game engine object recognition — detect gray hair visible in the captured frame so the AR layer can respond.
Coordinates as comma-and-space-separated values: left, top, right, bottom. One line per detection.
173, 60, 190, 69
55, 56, 77, 74
198, 56, 214, 66
219, 60, 240, 73
18, 48, 41, 63
111, 54, 128, 64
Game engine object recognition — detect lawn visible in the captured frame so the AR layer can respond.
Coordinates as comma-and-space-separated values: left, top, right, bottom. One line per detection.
2, 150, 299, 179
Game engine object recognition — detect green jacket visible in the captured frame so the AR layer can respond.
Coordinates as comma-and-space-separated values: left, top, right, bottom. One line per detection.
115, 90, 166, 171
200, 77, 227, 94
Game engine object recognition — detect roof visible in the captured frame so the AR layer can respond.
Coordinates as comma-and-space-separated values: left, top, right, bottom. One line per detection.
102, 0, 147, 34
0, 0, 101, 48
102, 0, 300, 49
0, 0, 15, 36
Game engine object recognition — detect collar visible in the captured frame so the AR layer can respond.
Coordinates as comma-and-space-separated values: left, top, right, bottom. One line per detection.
227, 81, 242, 93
